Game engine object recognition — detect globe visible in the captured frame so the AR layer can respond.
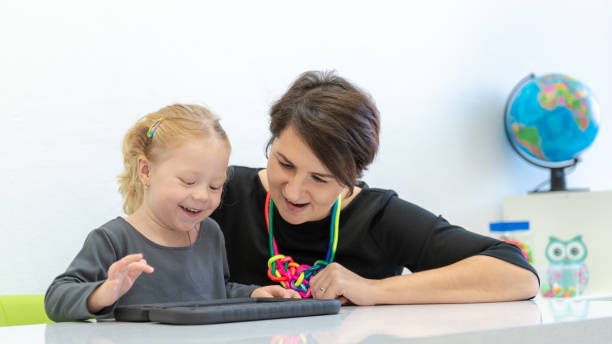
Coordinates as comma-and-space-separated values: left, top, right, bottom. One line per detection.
504, 73, 600, 191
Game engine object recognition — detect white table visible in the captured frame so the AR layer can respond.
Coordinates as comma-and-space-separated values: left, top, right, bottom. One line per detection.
2, 299, 612, 343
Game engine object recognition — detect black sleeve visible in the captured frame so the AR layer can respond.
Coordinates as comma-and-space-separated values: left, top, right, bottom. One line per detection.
373, 196, 538, 279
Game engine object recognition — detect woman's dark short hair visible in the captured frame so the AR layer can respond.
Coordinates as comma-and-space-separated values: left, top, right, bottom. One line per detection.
267, 71, 380, 194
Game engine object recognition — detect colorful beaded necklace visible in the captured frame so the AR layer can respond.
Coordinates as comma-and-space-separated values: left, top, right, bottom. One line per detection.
265, 191, 341, 298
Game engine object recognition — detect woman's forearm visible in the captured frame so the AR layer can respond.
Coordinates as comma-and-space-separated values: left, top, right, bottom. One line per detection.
372, 255, 539, 304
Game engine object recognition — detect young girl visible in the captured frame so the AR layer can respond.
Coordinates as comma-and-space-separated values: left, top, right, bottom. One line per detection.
45, 104, 298, 322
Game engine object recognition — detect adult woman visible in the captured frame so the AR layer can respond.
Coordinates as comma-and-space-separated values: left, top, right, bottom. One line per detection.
211, 71, 539, 305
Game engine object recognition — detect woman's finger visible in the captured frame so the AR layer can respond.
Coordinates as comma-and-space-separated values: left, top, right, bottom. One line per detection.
311, 267, 335, 299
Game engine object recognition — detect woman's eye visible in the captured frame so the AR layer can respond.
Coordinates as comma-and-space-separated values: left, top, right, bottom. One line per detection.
279, 161, 294, 169
312, 175, 327, 184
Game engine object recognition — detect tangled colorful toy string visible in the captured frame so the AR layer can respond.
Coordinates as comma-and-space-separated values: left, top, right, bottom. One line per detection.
265, 191, 341, 298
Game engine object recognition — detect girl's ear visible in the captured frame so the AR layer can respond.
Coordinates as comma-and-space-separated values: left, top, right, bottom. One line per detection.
137, 156, 152, 187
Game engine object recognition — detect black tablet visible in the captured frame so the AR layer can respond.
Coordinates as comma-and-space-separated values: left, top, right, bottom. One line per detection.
114, 297, 341, 325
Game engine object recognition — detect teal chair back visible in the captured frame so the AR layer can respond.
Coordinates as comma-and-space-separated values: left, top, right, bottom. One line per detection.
0, 295, 54, 326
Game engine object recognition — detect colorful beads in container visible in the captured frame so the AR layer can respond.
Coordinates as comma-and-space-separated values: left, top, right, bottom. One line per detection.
489, 221, 533, 264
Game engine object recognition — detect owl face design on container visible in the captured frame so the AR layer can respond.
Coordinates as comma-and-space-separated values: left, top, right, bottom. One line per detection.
542, 235, 589, 298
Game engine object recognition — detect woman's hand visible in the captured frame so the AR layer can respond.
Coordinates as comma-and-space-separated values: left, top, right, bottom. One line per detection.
251, 285, 301, 298
86, 253, 154, 313
313, 256, 539, 305
309, 263, 379, 305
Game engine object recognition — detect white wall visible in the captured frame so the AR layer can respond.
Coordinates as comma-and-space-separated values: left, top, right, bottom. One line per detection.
1, 0, 610, 294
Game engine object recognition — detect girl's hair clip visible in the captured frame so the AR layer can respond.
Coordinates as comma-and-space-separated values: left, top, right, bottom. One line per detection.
147, 116, 166, 138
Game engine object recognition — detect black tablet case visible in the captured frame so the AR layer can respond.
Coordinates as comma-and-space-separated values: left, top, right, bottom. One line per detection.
114, 298, 341, 325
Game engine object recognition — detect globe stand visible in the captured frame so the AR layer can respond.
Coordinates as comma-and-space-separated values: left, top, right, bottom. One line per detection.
550, 168, 567, 191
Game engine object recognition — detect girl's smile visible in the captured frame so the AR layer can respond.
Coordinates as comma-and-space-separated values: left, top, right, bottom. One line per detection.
129, 137, 229, 246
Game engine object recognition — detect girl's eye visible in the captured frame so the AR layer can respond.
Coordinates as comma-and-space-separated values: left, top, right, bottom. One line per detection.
180, 178, 195, 186
210, 185, 221, 191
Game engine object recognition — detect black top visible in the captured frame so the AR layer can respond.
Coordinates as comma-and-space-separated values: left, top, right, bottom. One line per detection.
211, 166, 537, 286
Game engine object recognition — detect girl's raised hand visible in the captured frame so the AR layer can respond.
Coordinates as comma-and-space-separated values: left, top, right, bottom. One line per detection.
86, 253, 154, 313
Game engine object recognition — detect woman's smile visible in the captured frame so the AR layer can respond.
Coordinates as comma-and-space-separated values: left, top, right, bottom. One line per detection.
283, 197, 309, 213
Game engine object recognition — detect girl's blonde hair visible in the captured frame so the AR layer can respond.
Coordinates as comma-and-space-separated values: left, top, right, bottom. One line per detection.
117, 104, 230, 215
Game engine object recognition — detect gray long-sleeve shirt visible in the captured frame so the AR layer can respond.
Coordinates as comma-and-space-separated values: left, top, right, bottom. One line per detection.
45, 217, 258, 322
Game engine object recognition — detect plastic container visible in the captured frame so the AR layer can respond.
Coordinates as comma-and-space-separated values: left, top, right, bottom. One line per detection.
489, 221, 533, 264
541, 263, 589, 298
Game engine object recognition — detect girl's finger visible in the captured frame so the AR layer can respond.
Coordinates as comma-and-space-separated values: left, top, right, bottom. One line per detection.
126, 260, 154, 275
110, 253, 144, 272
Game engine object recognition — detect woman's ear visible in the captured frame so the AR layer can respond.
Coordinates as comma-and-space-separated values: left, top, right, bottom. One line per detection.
137, 156, 151, 187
